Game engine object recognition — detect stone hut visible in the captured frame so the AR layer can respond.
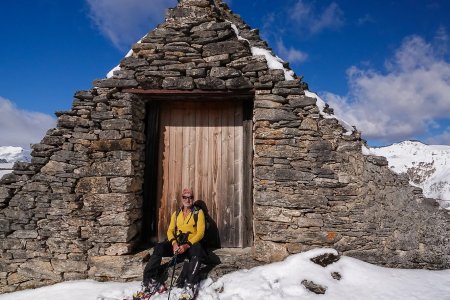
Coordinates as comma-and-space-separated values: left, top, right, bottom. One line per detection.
1, 0, 449, 293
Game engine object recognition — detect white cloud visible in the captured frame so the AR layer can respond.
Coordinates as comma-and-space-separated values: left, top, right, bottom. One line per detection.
321, 30, 450, 145
290, 0, 344, 34
276, 40, 308, 64
0, 97, 56, 148
86, 0, 177, 50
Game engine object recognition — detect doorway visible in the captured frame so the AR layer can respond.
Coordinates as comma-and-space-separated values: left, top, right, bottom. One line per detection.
143, 99, 253, 248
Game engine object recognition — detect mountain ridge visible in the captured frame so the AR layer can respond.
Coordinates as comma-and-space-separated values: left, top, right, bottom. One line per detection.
364, 140, 450, 209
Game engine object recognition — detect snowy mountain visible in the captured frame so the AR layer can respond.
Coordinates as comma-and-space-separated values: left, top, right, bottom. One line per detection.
0, 146, 31, 177
1, 248, 449, 300
364, 141, 450, 209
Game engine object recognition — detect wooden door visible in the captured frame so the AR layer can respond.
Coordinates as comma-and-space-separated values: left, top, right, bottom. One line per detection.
156, 101, 248, 247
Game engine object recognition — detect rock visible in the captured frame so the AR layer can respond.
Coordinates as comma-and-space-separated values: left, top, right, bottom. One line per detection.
254, 108, 297, 122
88, 255, 142, 280
91, 139, 135, 152
210, 67, 241, 78
75, 177, 109, 194
331, 272, 342, 280
252, 239, 289, 262
310, 252, 340, 267
93, 79, 139, 88
162, 77, 195, 89
195, 77, 226, 90
225, 77, 252, 89
203, 41, 249, 57
301, 280, 327, 294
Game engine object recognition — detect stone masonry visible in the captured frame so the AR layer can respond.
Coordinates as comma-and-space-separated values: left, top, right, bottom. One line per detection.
1, 0, 449, 293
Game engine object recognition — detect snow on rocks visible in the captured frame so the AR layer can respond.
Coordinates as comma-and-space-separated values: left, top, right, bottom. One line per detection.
228, 20, 295, 81
106, 41, 142, 78
304, 90, 355, 136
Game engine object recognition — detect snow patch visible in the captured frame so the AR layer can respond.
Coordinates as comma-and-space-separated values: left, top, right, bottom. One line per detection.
305, 90, 355, 136
106, 38, 143, 78
228, 21, 295, 81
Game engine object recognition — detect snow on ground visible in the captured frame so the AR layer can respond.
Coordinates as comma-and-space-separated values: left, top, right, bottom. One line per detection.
1, 249, 449, 300
363, 141, 450, 209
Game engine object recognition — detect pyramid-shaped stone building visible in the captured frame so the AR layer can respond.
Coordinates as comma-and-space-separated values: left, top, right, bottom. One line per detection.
1, 0, 449, 292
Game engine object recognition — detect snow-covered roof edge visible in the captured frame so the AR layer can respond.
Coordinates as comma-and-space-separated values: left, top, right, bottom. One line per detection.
304, 90, 355, 136
228, 21, 295, 81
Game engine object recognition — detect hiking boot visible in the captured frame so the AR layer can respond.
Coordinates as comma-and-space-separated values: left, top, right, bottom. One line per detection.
143, 279, 167, 295
178, 283, 197, 300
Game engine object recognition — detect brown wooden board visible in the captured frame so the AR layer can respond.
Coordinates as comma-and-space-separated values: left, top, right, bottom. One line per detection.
155, 100, 250, 247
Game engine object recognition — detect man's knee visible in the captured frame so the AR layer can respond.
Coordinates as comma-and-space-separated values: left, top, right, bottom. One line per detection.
153, 241, 170, 256
189, 243, 205, 257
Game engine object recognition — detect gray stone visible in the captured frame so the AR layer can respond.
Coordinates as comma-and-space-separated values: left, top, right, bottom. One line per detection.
310, 252, 340, 267
210, 67, 241, 78
101, 119, 133, 130
195, 77, 226, 90
203, 41, 249, 57
162, 77, 195, 89
93, 79, 139, 88
226, 77, 252, 89
301, 280, 327, 294
254, 108, 297, 122
75, 177, 109, 194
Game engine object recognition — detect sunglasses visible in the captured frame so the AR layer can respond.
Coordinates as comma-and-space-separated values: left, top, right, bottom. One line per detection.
182, 196, 193, 200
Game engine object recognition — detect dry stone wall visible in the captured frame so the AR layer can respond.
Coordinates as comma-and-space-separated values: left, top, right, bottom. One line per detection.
0, 0, 449, 293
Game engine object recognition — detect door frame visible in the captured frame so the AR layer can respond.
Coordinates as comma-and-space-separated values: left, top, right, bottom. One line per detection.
136, 89, 254, 248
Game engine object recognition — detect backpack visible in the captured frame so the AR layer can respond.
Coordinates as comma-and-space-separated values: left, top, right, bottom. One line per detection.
175, 205, 220, 250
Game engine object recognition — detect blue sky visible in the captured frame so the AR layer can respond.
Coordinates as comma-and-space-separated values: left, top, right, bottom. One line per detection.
1, 0, 450, 148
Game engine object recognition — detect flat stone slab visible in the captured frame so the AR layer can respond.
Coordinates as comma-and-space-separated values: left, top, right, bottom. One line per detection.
89, 247, 262, 283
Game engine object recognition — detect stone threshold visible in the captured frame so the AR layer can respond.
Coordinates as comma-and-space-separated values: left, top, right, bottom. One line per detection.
88, 247, 262, 283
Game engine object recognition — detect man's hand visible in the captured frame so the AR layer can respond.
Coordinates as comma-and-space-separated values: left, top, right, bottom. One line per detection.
177, 244, 190, 254
172, 242, 179, 254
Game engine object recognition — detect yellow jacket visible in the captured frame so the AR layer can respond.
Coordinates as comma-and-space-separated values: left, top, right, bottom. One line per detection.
167, 208, 205, 246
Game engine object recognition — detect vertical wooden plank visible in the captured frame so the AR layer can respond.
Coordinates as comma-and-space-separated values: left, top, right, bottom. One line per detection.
242, 100, 254, 247
187, 102, 196, 194
174, 104, 184, 213
234, 101, 244, 247
221, 103, 231, 247
194, 103, 202, 203
181, 103, 189, 190
213, 103, 222, 238
158, 104, 171, 241
207, 103, 215, 222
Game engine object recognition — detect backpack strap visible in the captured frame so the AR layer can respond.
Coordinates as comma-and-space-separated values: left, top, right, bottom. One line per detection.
174, 207, 182, 237
192, 205, 200, 227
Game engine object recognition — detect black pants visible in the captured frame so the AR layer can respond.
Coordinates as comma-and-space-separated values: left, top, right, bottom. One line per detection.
143, 241, 206, 286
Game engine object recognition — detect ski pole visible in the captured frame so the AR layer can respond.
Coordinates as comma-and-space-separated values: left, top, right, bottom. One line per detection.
167, 251, 178, 300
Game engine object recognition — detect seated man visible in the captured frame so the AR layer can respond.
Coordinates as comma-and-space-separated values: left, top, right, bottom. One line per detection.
142, 188, 206, 300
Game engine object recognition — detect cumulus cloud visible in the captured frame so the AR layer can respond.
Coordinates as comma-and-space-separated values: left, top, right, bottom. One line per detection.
290, 0, 344, 34
0, 97, 56, 148
276, 40, 308, 64
86, 0, 177, 50
322, 29, 450, 144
